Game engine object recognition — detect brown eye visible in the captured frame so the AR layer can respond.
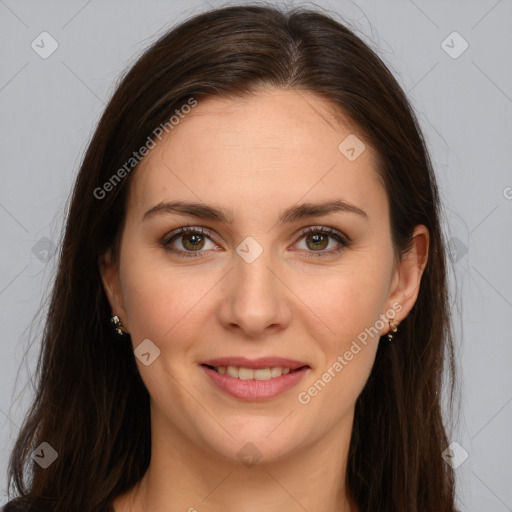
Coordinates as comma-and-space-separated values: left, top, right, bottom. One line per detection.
163, 227, 218, 258
295, 227, 349, 258
305, 232, 329, 251
181, 232, 206, 251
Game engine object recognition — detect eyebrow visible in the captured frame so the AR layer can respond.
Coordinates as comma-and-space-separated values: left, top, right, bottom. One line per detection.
142, 199, 367, 224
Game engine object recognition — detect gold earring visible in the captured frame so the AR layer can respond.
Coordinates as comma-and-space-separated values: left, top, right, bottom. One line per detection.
111, 315, 128, 335
387, 319, 398, 341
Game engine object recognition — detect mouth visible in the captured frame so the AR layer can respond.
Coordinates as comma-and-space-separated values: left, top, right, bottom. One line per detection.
201, 364, 308, 380
199, 358, 310, 401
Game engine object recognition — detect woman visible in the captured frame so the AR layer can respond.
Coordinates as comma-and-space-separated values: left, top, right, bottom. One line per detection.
3, 4, 457, 512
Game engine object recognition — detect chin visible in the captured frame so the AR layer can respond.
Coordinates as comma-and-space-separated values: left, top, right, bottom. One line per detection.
195, 421, 306, 466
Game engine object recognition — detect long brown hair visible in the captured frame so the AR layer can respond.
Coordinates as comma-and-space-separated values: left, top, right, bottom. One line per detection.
6, 4, 458, 511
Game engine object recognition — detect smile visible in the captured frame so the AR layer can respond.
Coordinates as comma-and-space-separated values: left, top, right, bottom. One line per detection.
204, 365, 298, 380
200, 364, 310, 401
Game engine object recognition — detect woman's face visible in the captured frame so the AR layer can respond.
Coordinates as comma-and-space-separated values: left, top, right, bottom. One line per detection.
101, 89, 427, 465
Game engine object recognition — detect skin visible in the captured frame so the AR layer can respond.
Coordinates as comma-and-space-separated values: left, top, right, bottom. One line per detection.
100, 89, 429, 512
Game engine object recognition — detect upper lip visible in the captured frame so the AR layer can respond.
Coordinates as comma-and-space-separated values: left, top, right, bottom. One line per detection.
201, 357, 309, 370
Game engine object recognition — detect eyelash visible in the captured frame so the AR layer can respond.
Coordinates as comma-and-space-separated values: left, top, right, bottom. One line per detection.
162, 225, 350, 259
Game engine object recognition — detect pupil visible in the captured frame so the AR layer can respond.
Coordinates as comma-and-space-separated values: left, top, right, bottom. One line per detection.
184, 233, 204, 250
307, 233, 327, 250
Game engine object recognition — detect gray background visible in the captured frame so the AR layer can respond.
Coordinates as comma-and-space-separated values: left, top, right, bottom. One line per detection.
1, 0, 511, 510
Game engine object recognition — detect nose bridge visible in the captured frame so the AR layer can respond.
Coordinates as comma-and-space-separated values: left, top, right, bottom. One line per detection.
218, 239, 291, 335
232, 243, 278, 306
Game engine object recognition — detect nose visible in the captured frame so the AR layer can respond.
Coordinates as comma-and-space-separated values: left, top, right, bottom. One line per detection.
218, 250, 292, 338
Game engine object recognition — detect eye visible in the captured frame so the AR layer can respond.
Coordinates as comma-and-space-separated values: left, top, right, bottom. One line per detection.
294, 226, 349, 258
162, 226, 219, 258
162, 225, 350, 259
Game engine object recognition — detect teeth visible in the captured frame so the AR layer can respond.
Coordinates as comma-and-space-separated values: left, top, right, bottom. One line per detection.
271, 367, 282, 378
215, 365, 295, 380
226, 365, 239, 378
239, 367, 256, 380
254, 368, 272, 380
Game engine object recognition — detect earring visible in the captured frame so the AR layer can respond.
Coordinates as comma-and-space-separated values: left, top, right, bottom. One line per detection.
111, 315, 128, 335
387, 319, 398, 341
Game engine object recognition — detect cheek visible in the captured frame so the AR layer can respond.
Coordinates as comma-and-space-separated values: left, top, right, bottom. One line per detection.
294, 265, 389, 414
295, 258, 392, 344
118, 250, 225, 356
118, 252, 191, 343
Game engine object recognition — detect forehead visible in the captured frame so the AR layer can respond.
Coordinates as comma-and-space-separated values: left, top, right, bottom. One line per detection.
128, 89, 385, 220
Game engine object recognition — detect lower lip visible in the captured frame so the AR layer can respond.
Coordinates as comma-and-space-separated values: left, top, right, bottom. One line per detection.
201, 365, 309, 401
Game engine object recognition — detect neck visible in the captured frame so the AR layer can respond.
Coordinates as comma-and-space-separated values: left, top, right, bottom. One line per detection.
112, 404, 358, 512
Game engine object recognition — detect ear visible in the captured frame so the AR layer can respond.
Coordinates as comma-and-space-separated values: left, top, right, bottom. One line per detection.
386, 224, 429, 323
99, 249, 128, 327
